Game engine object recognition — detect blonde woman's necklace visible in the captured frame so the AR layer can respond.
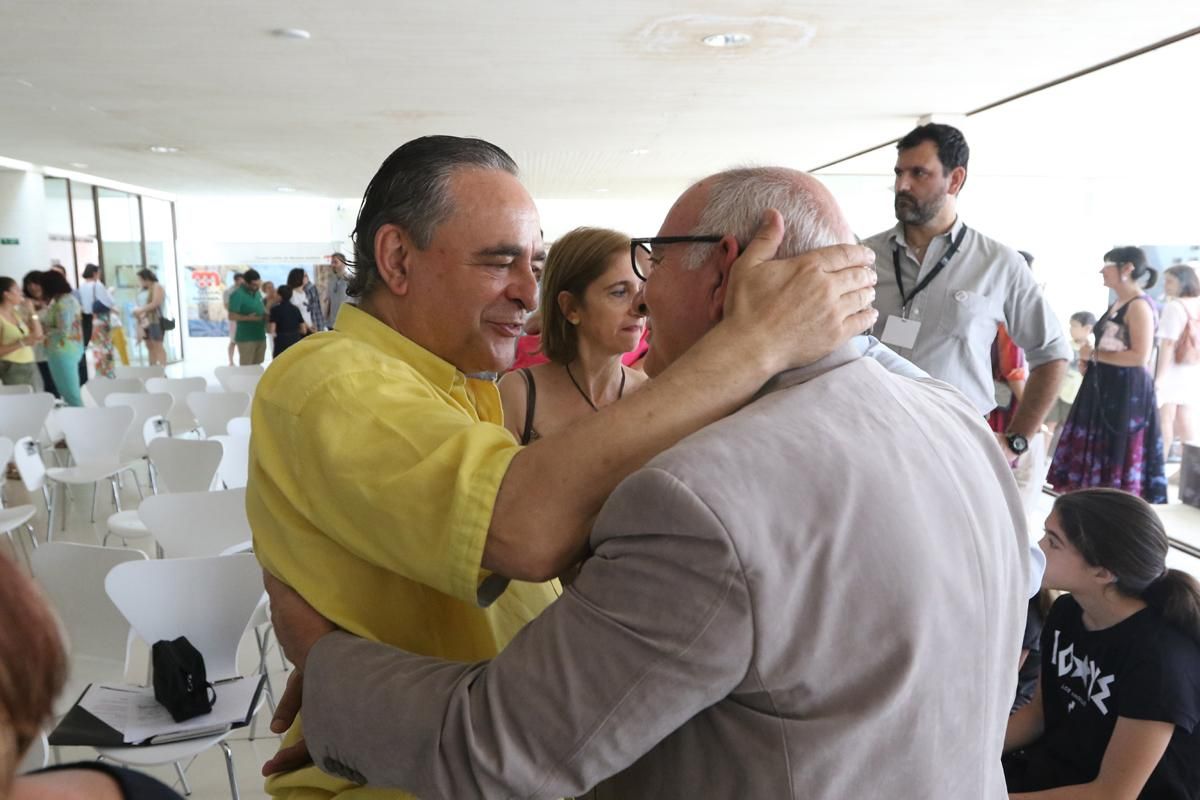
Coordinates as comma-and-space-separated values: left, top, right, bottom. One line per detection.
566, 363, 625, 412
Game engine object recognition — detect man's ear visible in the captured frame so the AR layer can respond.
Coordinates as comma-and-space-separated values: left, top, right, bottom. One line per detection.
374, 224, 415, 297
948, 165, 968, 196
707, 234, 741, 322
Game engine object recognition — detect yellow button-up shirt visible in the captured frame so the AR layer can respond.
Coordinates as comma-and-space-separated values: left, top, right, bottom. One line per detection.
251, 304, 559, 800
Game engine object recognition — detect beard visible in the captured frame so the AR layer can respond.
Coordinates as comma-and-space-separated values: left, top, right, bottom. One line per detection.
894, 191, 946, 226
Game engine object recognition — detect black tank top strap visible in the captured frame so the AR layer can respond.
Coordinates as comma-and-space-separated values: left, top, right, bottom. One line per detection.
520, 367, 537, 445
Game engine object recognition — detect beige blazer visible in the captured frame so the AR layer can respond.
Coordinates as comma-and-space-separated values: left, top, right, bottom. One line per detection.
302, 343, 1029, 799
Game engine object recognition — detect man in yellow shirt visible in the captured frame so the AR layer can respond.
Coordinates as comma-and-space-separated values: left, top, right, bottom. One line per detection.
250, 135, 878, 799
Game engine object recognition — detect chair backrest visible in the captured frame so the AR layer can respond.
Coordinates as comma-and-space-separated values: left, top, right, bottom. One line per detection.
143, 414, 170, 447
0, 384, 33, 395
186, 391, 250, 438
31, 542, 147, 670
114, 365, 167, 381
105, 554, 263, 681
0, 392, 55, 442
146, 376, 207, 433
12, 437, 45, 492
222, 373, 261, 396
138, 487, 251, 559
214, 364, 264, 392
83, 377, 145, 408
226, 416, 251, 438
211, 434, 249, 489
55, 406, 135, 466
105, 392, 174, 460
147, 437, 223, 493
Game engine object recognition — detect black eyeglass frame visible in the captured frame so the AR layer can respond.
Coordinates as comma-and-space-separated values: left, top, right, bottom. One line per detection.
630, 235, 723, 281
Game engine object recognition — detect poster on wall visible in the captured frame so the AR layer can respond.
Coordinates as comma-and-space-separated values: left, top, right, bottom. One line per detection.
183, 263, 318, 337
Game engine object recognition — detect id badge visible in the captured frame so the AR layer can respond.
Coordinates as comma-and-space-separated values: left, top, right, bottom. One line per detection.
881, 315, 921, 350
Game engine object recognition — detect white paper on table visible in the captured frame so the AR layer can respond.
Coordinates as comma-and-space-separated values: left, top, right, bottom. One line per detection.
78, 684, 138, 733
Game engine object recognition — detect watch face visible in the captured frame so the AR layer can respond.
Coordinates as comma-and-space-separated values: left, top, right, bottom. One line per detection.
1009, 434, 1028, 453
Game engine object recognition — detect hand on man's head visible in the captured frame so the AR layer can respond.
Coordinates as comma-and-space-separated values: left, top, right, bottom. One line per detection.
722, 209, 878, 373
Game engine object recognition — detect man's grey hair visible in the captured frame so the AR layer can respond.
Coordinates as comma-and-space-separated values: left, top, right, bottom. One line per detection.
683, 167, 854, 270
347, 136, 519, 298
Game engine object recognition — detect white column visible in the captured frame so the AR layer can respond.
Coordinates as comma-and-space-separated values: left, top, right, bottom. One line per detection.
0, 170, 48, 281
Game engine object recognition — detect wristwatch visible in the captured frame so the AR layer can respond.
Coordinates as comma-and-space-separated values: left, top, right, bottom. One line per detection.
1006, 432, 1029, 455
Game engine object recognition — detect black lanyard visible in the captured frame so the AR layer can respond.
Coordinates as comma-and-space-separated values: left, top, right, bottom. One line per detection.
892, 225, 968, 314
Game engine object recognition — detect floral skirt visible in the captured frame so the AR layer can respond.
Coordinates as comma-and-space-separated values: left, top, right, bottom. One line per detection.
1048, 363, 1167, 503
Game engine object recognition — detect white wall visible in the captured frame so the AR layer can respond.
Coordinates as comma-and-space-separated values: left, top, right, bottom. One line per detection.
0, 170, 47, 280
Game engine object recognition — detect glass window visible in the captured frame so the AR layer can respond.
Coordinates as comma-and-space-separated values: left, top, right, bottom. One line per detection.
97, 188, 149, 363
142, 197, 182, 362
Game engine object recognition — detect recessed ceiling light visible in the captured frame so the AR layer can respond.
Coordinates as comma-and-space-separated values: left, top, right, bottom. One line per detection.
276, 186, 296, 193
629, 148, 650, 157
594, 188, 610, 194
69, 162, 88, 169
701, 32, 752, 48
148, 145, 179, 154
272, 28, 311, 40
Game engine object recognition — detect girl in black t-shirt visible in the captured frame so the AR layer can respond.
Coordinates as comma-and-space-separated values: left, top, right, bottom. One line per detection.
1004, 488, 1200, 799
269, 284, 308, 358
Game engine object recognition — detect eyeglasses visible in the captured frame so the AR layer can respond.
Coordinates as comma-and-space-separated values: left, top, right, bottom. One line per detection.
630, 235, 723, 282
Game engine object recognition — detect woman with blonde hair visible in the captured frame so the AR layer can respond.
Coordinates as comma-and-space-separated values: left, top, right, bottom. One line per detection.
499, 227, 647, 444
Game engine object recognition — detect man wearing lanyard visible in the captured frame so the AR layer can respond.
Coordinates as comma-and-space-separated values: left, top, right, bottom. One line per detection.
865, 123, 1069, 460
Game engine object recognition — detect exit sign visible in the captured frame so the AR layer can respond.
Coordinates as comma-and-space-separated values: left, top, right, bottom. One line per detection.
0, 238, 18, 245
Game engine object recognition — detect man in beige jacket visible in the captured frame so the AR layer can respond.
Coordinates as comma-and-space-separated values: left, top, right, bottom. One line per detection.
266, 167, 1028, 799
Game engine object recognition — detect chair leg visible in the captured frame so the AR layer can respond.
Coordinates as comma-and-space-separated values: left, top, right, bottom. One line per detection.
110, 477, 122, 513
220, 740, 240, 800
148, 462, 159, 495
128, 468, 143, 500
25, 523, 38, 551
174, 760, 193, 796
91, 482, 99, 522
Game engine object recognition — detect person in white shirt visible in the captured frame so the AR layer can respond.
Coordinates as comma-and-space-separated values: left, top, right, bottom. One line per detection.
79, 264, 116, 379
1156, 264, 1200, 462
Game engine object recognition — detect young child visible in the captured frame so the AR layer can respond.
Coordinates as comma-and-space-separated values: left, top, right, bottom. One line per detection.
1046, 311, 1095, 435
1004, 488, 1200, 797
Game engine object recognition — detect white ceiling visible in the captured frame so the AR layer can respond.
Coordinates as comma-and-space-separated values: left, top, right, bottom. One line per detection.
0, 1, 1196, 198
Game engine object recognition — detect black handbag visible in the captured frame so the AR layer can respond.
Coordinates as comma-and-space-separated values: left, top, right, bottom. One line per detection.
152, 637, 216, 722
161, 316, 176, 331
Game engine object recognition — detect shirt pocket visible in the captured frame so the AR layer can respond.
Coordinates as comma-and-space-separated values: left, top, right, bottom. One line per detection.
937, 289, 998, 341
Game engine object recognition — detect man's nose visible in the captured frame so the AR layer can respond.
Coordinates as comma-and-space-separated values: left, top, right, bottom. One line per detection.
511, 262, 539, 310
633, 283, 648, 316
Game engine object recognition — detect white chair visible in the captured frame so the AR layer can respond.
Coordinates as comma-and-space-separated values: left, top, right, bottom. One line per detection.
0, 384, 33, 395
211, 434, 249, 489
187, 391, 250, 438
226, 416, 251, 438
138, 488, 251, 559
222, 373, 261, 396
100, 554, 265, 799
145, 377, 206, 434
103, 438, 223, 551
49, 406, 142, 527
12, 437, 54, 540
105, 393, 174, 462
0, 436, 38, 566
214, 364, 264, 392
82, 377, 145, 408
114, 365, 166, 381
30, 542, 147, 716
0, 392, 55, 444
17, 732, 49, 774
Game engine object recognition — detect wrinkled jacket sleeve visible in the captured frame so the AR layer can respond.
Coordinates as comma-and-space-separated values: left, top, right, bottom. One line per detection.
303, 466, 753, 799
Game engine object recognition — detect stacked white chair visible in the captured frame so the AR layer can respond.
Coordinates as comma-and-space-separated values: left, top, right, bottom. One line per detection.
82, 377, 145, 408
104, 393, 174, 463
222, 372, 261, 396
99, 554, 265, 799
214, 364, 264, 392
145, 377, 207, 435
104, 438, 223, 553
0, 437, 39, 566
187, 391, 250, 439
30, 542, 147, 716
114, 365, 166, 381
12, 437, 54, 539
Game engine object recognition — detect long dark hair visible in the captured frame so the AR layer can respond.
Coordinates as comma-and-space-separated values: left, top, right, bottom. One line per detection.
1104, 246, 1158, 290
286, 268, 307, 290
37, 268, 73, 301
1054, 489, 1200, 645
